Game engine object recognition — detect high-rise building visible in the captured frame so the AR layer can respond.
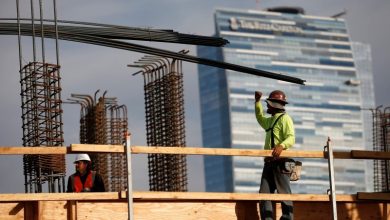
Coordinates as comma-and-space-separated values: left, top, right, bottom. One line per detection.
198, 8, 371, 194
351, 42, 375, 192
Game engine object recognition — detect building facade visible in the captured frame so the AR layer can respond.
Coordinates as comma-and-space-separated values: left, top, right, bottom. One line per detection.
351, 42, 375, 192
198, 8, 370, 194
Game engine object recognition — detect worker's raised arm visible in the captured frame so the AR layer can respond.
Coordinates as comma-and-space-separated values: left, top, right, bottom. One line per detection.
255, 91, 270, 129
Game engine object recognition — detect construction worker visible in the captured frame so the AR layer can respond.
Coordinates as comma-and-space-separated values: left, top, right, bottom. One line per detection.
67, 154, 105, 192
255, 90, 295, 220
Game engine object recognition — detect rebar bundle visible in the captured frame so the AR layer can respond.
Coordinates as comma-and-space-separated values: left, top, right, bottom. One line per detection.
372, 106, 390, 192
130, 52, 188, 192
0, 19, 229, 47
67, 92, 128, 192
0, 19, 305, 85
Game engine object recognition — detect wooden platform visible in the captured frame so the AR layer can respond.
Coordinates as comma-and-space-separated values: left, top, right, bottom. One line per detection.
1, 145, 390, 219
0, 192, 389, 220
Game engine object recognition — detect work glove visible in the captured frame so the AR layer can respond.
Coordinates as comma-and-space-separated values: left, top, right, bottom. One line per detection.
272, 144, 284, 158
255, 91, 262, 102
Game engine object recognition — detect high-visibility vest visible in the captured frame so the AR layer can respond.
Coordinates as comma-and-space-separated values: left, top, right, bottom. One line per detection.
71, 171, 96, 192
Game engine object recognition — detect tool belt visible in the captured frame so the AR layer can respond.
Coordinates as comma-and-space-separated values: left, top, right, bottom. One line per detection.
265, 114, 302, 181
264, 157, 302, 181
283, 159, 302, 181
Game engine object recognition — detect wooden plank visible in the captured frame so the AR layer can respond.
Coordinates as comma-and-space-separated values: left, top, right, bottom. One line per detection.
77, 201, 128, 220
77, 200, 387, 220
2, 200, 389, 220
38, 201, 67, 220
383, 203, 390, 220
69, 145, 356, 159
24, 201, 38, 220
134, 202, 249, 220
0, 145, 381, 160
0, 202, 24, 220
77, 201, 249, 220
0, 192, 120, 202
130, 192, 358, 202
71, 144, 326, 157
333, 151, 352, 159
295, 201, 386, 220
357, 192, 390, 201
37, 201, 43, 220
131, 146, 326, 158
352, 150, 390, 159
70, 144, 124, 153
0, 192, 357, 202
0, 147, 68, 155
67, 201, 77, 220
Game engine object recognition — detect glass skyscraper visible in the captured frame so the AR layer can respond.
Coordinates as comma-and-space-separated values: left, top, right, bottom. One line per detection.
198, 8, 371, 194
351, 42, 375, 192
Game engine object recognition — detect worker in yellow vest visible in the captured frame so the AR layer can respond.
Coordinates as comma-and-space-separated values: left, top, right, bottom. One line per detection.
255, 90, 295, 220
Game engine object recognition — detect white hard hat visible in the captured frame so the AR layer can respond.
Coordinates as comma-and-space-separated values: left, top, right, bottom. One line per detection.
74, 154, 91, 163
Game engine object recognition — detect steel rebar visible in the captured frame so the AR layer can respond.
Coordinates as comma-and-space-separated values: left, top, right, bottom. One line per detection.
0, 20, 305, 85
131, 52, 188, 192
67, 92, 128, 192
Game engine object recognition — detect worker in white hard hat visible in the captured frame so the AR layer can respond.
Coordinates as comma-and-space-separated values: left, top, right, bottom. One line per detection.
67, 154, 105, 192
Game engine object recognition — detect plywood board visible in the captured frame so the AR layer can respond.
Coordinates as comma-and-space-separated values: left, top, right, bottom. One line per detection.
358, 192, 390, 200
77, 201, 128, 220
0, 202, 24, 220
38, 201, 67, 220
295, 202, 386, 220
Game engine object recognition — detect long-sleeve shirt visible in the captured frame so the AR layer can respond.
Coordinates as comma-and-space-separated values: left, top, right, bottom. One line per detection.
255, 101, 295, 150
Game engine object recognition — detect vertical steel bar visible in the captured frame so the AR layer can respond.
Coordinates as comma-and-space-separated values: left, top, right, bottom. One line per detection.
325, 137, 337, 220
384, 107, 390, 190
16, 0, 28, 193
125, 132, 134, 220
16, 0, 23, 70
48, 172, 52, 193
30, 0, 37, 63
39, 0, 46, 64
62, 170, 66, 192
53, 0, 60, 66
38, 4, 47, 195
57, 176, 61, 193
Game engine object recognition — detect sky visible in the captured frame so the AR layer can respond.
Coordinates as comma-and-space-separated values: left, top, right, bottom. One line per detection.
0, 0, 389, 193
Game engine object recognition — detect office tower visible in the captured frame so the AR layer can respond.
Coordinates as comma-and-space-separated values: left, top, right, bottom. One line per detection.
198, 8, 370, 193
352, 42, 375, 192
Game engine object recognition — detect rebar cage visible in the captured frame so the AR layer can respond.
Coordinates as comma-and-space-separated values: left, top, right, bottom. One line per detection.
68, 92, 128, 192
372, 107, 390, 192
20, 62, 65, 193
131, 53, 188, 191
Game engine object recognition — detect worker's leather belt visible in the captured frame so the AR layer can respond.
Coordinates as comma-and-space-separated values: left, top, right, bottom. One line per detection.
264, 157, 283, 163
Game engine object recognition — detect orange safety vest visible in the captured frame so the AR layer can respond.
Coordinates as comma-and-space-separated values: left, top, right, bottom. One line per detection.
71, 171, 96, 192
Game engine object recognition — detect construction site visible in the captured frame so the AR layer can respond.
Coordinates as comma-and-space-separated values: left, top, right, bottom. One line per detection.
0, 1, 390, 220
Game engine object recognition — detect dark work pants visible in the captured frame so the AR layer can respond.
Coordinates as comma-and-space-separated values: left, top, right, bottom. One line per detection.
259, 161, 293, 220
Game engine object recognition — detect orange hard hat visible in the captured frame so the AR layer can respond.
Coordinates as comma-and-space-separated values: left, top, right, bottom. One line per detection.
267, 90, 288, 104
265, 90, 288, 110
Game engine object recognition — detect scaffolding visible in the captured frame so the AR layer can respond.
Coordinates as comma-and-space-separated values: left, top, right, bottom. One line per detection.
130, 52, 188, 191
67, 91, 128, 192
372, 106, 390, 192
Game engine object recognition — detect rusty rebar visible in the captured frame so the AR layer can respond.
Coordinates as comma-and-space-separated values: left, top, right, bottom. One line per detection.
67, 91, 128, 192
131, 52, 188, 192
372, 106, 390, 192
20, 62, 65, 193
